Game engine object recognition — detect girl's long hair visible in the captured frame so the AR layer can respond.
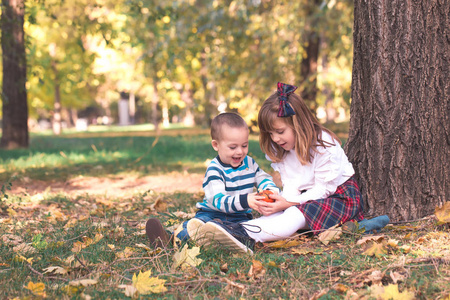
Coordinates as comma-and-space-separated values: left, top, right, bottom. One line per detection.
258, 92, 339, 165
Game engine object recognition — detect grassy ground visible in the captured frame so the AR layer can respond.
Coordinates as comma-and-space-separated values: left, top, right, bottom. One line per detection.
1, 125, 449, 299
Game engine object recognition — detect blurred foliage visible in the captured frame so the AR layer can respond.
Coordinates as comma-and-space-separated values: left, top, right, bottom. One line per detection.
3, 0, 354, 128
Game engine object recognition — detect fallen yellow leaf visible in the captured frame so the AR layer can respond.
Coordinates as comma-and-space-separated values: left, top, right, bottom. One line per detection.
7, 208, 17, 217
370, 283, 415, 300
265, 239, 302, 248
132, 270, 167, 295
25, 281, 46, 297
362, 241, 387, 257
435, 201, 450, 224
14, 255, 34, 264
172, 245, 203, 270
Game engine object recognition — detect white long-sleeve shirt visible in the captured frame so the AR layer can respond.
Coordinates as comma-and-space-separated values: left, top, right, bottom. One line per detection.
270, 131, 354, 204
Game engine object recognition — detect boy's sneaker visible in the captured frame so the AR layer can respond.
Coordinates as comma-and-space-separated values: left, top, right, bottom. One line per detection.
145, 218, 171, 248
195, 220, 257, 255
186, 218, 206, 241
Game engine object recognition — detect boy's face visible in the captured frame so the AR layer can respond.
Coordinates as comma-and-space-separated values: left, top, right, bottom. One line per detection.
211, 124, 249, 168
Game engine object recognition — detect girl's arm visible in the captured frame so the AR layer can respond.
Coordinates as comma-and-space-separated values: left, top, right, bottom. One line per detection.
256, 194, 296, 216
285, 143, 354, 204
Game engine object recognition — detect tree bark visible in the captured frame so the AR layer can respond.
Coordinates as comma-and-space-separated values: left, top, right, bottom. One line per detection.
1, 0, 29, 148
346, 0, 449, 221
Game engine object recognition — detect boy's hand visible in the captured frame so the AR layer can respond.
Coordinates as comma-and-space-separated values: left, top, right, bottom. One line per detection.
247, 192, 266, 213
258, 194, 296, 216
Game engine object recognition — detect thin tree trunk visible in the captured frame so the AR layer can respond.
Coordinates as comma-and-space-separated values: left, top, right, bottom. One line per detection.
1, 0, 29, 149
51, 60, 62, 135
299, 0, 321, 113
151, 78, 159, 130
345, 0, 449, 221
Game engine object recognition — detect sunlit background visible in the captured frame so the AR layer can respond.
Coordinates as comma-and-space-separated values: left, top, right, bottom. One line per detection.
1, 0, 354, 135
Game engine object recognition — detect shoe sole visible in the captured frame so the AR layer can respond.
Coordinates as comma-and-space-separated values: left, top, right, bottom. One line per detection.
195, 222, 253, 255
145, 218, 171, 248
186, 218, 205, 241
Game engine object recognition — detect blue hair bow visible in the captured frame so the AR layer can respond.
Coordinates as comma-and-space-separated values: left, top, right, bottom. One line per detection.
277, 82, 297, 117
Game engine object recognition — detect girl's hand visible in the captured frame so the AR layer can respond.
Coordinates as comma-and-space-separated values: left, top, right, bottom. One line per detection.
258, 193, 296, 216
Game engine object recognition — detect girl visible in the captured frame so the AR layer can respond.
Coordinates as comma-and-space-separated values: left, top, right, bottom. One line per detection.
194, 82, 364, 254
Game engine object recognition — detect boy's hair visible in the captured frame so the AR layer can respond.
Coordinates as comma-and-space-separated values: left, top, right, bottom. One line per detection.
258, 92, 339, 164
211, 112, 248, 140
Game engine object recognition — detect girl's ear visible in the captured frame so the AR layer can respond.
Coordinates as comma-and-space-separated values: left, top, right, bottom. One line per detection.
211, 140, 219, 151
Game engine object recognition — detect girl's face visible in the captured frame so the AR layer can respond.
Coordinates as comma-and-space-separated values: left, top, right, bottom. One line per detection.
269, 119, 296, 151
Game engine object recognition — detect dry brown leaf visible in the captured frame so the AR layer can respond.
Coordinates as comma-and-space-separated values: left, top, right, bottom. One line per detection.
71, 234, 104, 253
13, 243, 37, 254
116, 247, 136, 258
364, 270, 383, 285
118, 284, 138, 298
399, 245, 411, 254
2, 234, 23, 246
390, 271, 407, 284
43, 266, 68, 275
248, 260, 265, 279
333, 283, 349, 293
318, 225, 342, 245
69, 279, 98, 287
356, 235, 386, 246
150, 196, 168, 212
310, 288, 329, 300
220, 263, 229, 273
387, 239, 399, 248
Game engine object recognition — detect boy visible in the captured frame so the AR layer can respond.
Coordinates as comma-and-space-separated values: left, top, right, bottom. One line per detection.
146, 112, 279, 248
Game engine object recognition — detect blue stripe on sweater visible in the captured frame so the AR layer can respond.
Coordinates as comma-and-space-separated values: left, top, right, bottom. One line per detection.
225, 182, 255, 192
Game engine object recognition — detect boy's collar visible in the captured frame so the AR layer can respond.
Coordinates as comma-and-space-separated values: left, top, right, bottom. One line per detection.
216, 156, 244, 169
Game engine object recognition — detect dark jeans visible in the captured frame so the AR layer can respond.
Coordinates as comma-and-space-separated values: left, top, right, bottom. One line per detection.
176, 209, 253, 241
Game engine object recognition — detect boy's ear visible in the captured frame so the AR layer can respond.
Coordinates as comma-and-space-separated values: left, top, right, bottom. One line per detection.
211, 140, 219, 151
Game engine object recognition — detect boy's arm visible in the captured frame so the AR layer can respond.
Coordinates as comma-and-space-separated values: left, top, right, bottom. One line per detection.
251, 158, 280, 193
202, 168, 251, 213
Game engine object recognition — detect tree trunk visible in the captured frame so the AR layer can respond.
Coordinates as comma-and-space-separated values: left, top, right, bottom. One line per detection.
345, 0, 449, 221
200, 50, 217, 126
51, 60, 62, 135
1, 0, 29, 149
151, 78, 159, 130
299, 0, 321, 113
180, 86, 195, 127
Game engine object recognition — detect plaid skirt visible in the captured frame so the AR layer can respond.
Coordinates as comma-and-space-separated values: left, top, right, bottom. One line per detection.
296, 176, 364, 233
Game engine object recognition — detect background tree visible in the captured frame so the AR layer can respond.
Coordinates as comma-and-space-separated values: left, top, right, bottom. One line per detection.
1, 0, 28, 148
345, 0, 449, 221
1, 0, 356, 137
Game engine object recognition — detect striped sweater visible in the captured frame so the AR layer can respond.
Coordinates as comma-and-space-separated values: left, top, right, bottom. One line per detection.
196, 155, 279, 214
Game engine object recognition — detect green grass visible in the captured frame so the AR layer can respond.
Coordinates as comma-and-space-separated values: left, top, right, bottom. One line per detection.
1, 125, 449, 299
1, 127, 271, 183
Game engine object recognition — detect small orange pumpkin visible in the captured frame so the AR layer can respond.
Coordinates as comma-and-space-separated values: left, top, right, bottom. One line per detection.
257, 190, 275, 203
